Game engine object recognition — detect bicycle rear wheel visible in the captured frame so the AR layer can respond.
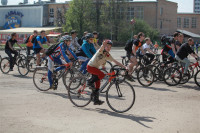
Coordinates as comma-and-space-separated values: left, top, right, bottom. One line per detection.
27, 57, 36, 72
137, 67, 154, 87
18, 58, 29, 76
106, 80, 135, 113
0, 58, 10, 74
68, 76, 92, 107
194, 70, 200, 87
163, 67, 181, 86
33, 67, 50, 91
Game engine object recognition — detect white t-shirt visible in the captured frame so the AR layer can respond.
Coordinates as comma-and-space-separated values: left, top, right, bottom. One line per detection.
88, 49, 114, 68
141, 43, 150, 55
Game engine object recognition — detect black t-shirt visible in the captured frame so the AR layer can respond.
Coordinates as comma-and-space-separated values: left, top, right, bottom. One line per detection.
177, 43, 195, 60
5, 39, 17, 51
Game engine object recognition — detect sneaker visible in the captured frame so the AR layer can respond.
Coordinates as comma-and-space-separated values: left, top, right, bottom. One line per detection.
94, 100, 104, 105
50, 85, 57, 90
125, 75, 135, 82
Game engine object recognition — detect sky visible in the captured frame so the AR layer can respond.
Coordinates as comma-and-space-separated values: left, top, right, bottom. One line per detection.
4, 0, 194, 13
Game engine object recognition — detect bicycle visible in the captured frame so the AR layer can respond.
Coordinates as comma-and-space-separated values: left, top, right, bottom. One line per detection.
67, 67, 135, 113
33, 61, 82, 91
0, 49, 26, 74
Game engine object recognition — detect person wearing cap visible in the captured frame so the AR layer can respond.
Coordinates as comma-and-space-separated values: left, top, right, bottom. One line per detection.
87, 40, 127, 105
93, 31, 100, 50
25, 30, 38, 55
69, 30, 80, 52
47, 35, 77, 90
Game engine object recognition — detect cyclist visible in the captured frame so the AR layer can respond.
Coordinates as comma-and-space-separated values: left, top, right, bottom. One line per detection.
87, 40, 127, 105
47, 35, 77, 90
154, 41, 159, 53
175, 38, 199, 76
26, 30, 38, 56
127, 32, 145, 80
69, 30, 80, 52
5, 33, 23, 71
170, 32, 179, 55
174, 33, 184, 52
161, 35, 175, 66
140, 37, 156, 65
33, 30, 50, 66
76, 33, 96, 74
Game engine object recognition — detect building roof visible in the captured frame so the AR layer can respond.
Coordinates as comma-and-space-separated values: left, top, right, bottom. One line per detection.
177, 29, 200, 38
0, 27, 62, 34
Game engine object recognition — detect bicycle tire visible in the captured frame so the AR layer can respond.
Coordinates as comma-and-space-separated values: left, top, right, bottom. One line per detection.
106, 80, 135, 113
194, 70, 200, 87
68, 76, 92, 107
27, 57, 37, 72
137, 67, 154, 87
0, 57, 10, 74
18, 58, 29, 76
33, 67, 50, 91
163, 67, 181, 86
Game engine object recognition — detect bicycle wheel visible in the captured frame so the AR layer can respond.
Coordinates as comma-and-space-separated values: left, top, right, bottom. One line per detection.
194, 70, 200, 87
148, 65, 160, 82
0, 58, 10, 74
18, 58, 29, 76
163, 67, 181, 86
27, 57, 36, 72
16, 54, 26, 66
63, 68, 83, 89
106, 80, 135, 113
33, 67, 50, 91
179, 70, 190, 84
137, 67, 154, 87
68, 76, 92, 107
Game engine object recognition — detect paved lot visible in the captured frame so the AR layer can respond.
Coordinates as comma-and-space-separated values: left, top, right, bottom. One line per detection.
0, 49, 200, 133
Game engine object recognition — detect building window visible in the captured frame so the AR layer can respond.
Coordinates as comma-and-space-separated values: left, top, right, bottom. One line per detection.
160, 7, 163, 16
160, 21, 162, 29
136, 6, 144, 20
118, 7, 125, 19
50, 8, 54, 17
177, 17, 181, 28
127, 7, 134, 20
183, 18, 189, 28
191, 17, 197, 28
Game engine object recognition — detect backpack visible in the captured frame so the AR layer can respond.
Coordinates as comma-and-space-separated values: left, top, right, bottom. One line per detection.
45, 43, 60, 56
124, 39, 134, 53
24, 35, 30, 44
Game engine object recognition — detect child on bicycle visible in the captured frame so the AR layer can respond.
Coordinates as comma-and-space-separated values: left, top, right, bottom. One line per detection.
87, 40, 127, 105
48, 35, 77, 90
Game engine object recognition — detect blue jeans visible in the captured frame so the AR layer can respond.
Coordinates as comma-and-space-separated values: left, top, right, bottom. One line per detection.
175, 55, 190, 74
80, 59, 90, 74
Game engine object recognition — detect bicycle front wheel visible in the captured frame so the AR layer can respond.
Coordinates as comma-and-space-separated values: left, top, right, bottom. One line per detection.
106, 80, 135, 113
163, 67, 181, 86
194, 70, 200, 87
18, 58, 29, 76
137, 67, 154, 87
68, 76, 92, 107
0, 58, 10, 74
27, 57, 36, 72
33, 67, 50, 91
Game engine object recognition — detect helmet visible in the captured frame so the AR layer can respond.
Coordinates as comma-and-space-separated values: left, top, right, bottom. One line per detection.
85, 33, 94, 39
107, 40, 113, 45
59, 35, 72, 42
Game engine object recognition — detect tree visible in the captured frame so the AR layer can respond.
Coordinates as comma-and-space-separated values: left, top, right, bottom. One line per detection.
63, 0, 95, 36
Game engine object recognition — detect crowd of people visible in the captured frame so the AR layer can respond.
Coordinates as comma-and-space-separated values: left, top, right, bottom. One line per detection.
2, 29, 200, 105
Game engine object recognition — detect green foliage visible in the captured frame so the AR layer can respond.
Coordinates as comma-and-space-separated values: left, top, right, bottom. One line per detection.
63, 0, 159, 46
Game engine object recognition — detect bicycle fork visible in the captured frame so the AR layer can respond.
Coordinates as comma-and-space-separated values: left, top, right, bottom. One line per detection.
115, 82, 122, 97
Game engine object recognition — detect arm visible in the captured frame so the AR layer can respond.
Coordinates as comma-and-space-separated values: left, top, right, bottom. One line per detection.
140, 46, 145, 55
16, 42, 23, 49
68, 47, 78, 60
171, 43, 176, 54
60, 44, 71, 63
8, 41, 14, 51
82, 44, 93, 58
113, 59, 126, 69
147, 48, 155, 54
75, 38, 81, 48
132, 45, 136, 55
37, 41, 44, 49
